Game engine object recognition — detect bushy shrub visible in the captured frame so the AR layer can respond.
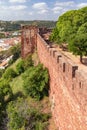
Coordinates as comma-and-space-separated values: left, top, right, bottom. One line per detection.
0, 69, 5, 78
7, 44, 21, 65
16, 59, 24, 75
11, 44, 21, 62
22, 64, 49, 100
15, 54, 34, 75
7, 98, 50, 130
3, 68, 17, 81
0, 79, 13, 104
0, 79, 13, 124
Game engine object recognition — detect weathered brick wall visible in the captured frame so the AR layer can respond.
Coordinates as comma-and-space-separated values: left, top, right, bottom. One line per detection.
37, 34, 87, 130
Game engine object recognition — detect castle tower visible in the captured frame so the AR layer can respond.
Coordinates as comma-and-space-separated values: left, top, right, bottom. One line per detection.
21, 25, 38, 58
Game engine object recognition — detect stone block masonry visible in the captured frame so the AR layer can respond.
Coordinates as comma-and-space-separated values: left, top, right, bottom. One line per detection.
21, 26, 87, 130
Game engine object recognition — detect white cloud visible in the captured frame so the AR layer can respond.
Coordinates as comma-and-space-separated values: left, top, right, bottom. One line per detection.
55, 1, 75, 7
37, 9, 48, 14
28, 12, 33, 15
32, 2, 48, 10
32, 2, 48, 14
77, 3, 87, 8
0, 0, 87, 21
52, 1, 75, 14
0, 5, 27, 10
9, 5, 27, 10
52, 7, 63, 14
9, 0, 26, 3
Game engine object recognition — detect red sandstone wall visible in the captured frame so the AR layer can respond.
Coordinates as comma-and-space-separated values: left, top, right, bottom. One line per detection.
37, 34, 87, 130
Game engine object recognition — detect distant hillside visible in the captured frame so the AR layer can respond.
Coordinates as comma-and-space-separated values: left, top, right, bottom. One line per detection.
0, 20, 56, 31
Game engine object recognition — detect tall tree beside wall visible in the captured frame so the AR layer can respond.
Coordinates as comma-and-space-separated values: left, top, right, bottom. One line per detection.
50, 6, 87, 62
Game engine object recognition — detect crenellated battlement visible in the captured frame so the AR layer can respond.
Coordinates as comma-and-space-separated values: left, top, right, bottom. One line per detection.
21, 26, 87, 130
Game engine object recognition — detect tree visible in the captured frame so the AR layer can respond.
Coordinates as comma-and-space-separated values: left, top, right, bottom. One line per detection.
3, 68, 17, 81
22, 64, 49, 100
7, 98, 50, 130
10, 44, 21, 62
50, 6, 87, 63
0, 79, 12, 105
0, 69, 4, 78
16, 59, 24, 75
50, 27, 60, 43
50, 6, 87, 49
51, 10, 77, 46
0, 79, 13, 124
69, 33, 87, 63
69, 20, 87, 63
16, 55, 34, 75
77, 22, 87, 34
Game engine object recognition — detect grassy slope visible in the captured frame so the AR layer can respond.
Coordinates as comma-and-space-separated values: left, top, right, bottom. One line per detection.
9, 51, 38, 95
10, 75, 24, 94
9, 58, 24, 94
9, 57, 56, 130
9, 58, 21, 71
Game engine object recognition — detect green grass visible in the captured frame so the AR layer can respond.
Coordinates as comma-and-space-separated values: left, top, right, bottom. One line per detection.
9, 58, 24, 95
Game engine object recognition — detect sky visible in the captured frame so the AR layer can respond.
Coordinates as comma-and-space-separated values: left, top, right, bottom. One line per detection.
0, 0, 87, 21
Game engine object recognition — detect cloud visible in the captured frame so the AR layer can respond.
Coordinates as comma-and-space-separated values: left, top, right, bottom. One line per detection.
28, 12, 33, 15
32, 2, 47, 10
32, 2, 48, 14
0, 0, 87, 21
0, 5, 27, 10
52, 7, 63, 14
55, 1, 75, 7
52, 1, 75, 14
37, 9, 48, 14
9, 0, 26, 3
77, 3, 87, 8
9, 5, 27, 10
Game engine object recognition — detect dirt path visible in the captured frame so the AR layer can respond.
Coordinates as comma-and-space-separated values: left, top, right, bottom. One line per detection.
52, 44, 87, 73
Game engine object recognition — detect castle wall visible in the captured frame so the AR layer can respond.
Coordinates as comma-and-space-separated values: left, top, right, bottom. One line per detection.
21, 26, 87, 130
37, 34, 87, 130
21, 26, 38, 58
